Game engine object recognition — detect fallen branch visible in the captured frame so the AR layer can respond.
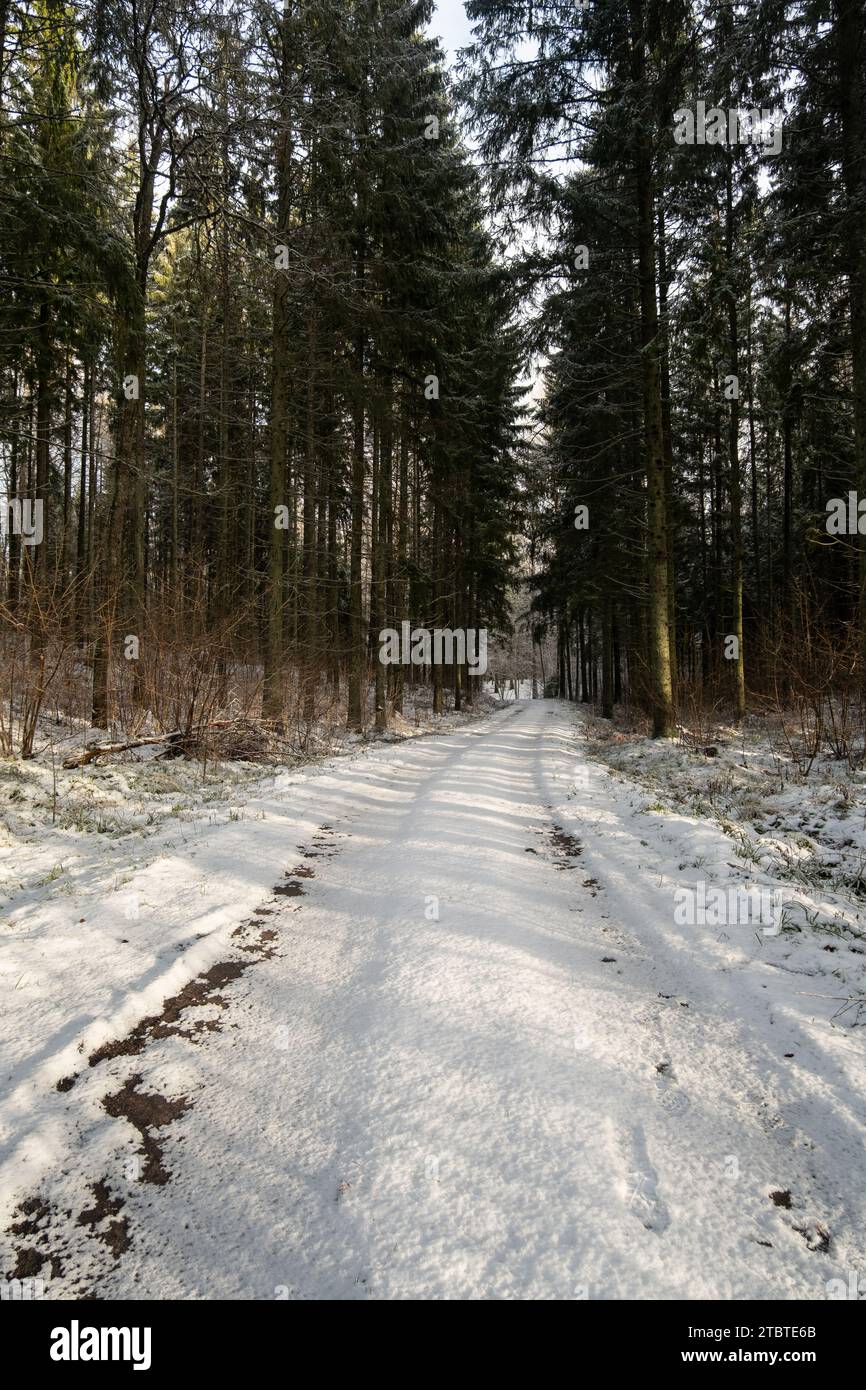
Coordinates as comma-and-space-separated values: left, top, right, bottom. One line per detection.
62, 733, 184, 768
61, 717, 283, 768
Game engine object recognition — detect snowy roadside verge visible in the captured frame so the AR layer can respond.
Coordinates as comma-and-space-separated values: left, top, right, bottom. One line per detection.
558, 709, 866, 1019
542, 706, 866, 1131
551, 698, 866, 984
533, 704, 866, 1291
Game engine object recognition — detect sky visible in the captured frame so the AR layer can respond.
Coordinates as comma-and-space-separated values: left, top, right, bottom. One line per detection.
428, 0, 474, 64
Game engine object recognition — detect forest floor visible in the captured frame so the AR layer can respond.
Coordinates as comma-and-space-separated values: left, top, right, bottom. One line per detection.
2, 699, 865, 1299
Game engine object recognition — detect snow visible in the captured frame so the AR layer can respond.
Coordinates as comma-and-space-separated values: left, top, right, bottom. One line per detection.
2, 699, 865, 1299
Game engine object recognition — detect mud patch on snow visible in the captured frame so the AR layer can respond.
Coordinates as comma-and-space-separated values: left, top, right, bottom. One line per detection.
4, 1180, 134, 1288
238, 927, 277, 955
532, 821, 583, 870
88, 960, 251, 1067
7, 1195, 52, 1239
102, 1075, 191, 1186
274, 879, 305, 897
77, 1180, 131, 1258
548, 824, 582, 867
8, 1243, 62, 1280
85, 923, 280, 1073
4, 1196, 65, 1283
299, 824, 343, 860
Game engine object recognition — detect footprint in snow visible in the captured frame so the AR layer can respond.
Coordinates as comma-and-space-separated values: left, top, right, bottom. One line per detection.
610, 1120, 671, 1235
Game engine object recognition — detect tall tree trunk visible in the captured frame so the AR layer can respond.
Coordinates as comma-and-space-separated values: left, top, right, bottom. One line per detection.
262, 32, 293, 726
347, 311, 366, 730
393, 397, 410, 713
658, 202, 678, 696
782, 297, 794, 632
92, 304, 143, 728
302, 310, 318, 725
746, 276, 762, 625
29, 301, 53, 666
7, 372, 21, 615
76, 357, 89, 633
834, 1, 866, 667
630, 0, 674, 736
374, 384, 392, 731
62, 350, 73, 577
725, 150, 746, 720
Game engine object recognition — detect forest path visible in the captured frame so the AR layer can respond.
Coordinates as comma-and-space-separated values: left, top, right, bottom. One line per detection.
5, 700, 865, 1299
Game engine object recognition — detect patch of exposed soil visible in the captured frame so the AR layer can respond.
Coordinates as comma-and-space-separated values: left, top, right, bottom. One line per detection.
77, 1180, 132, 1258
299, 825, 342, 859
7, 1196, 51, 1238
238, 928, 277, 955
102, 1075, 191, 1186
87, 924, 278, 1071
549, 824, 582, 866
10, 1246, 51, 1279
4, 1197, 65, 1282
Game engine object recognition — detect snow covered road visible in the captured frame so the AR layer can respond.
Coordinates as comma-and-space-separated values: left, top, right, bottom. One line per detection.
3, 700, 865, 1299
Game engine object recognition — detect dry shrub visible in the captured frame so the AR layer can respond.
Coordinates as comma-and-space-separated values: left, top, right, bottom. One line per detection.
766, 594, 866, 774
